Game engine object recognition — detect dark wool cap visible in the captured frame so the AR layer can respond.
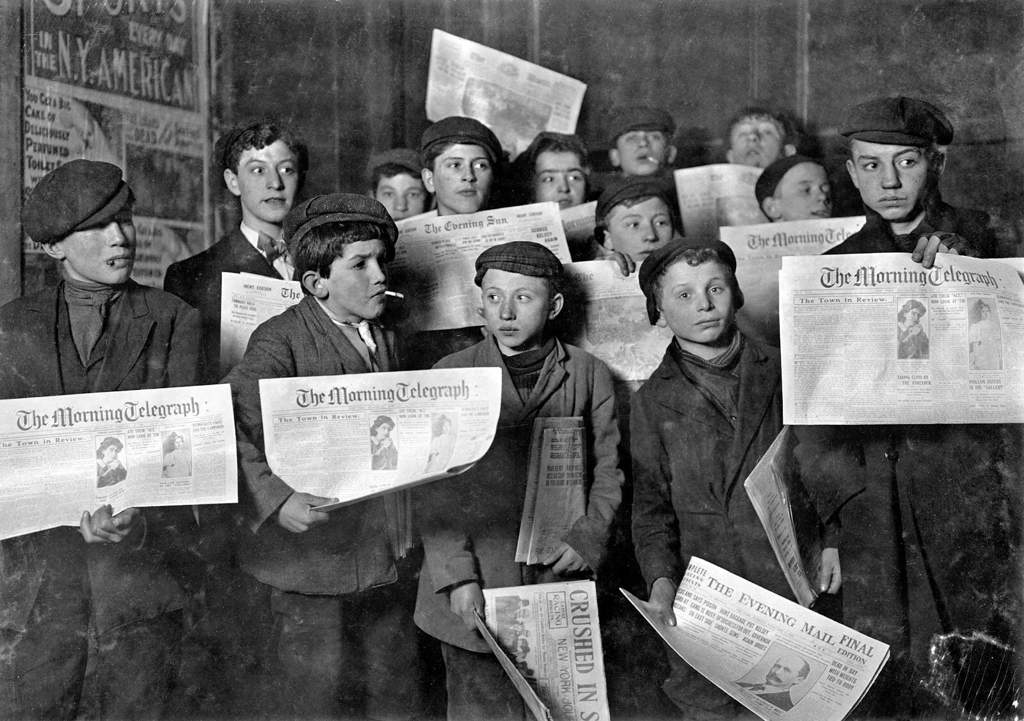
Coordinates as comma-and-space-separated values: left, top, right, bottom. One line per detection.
638, 238, 739, 324
366, 148, 423, 179
283, 193, 398, 261
421, 117, 503, 164
607, 106, 676, 145
754, 154, 822, 206
596, 175, 673, 221
474, 241, 563, 287
841, 96, 954, 147
23, 160, 133, 245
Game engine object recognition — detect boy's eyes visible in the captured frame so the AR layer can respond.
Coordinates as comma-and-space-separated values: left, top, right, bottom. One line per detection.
898, 157, 918, 168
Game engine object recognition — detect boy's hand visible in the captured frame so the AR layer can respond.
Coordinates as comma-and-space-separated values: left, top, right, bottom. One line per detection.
818, 547, 842, 594
647, 576, 677, 627
911, 232, 966, 268
596, 244, 637, 276
80, 505, 139, 544
277, 492, 334, 533
541, 543, 590, 576
449, 582, 484, 633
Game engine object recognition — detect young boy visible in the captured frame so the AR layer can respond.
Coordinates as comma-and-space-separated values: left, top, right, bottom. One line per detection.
420, 115, 502, 216
367, 147, 431, 220
224, 194, 420, 720
164, 118, 308, 382
607, 105, 677, 177
518, 131, 590, 209
415, 241, 624, 721
631, 239, 840, 718
725, 106, 797, 169
0, 160, 201, 719
596, 175, 679, 273
754, 154, 832, 222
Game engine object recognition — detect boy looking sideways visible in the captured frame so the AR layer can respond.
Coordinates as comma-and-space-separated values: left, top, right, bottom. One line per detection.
754, 154, 832, 222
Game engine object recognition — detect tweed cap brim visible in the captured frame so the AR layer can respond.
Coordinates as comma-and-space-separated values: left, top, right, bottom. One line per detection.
474, 241, 563, 286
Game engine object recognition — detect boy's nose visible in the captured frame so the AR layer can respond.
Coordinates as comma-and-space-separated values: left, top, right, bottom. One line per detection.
881, 164, 901, 188
266, 169, 284, 189
499, 299, 515, 319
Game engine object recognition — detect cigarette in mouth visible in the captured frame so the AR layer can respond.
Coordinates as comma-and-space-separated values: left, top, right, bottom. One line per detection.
385, 290, 404, 299
644, 156, 660, 165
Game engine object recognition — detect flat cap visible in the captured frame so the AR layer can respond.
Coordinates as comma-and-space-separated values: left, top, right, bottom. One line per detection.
283, 193, 398, 261
596, 175, 673, 222
366, 148, 422, 179
474, 241, 563, 286
421, 116, 503, 164
841, 96, 953, 147
638, 238, 739, 324
608, 106, 676, 145
754, 154, 822, 205
23, 160, 133, 244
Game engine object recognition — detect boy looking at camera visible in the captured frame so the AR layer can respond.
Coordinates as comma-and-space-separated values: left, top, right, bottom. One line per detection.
415, 241, 624, 721
367, 148, 431, 221
607, 105, 677, 177
596, 175, 680, 273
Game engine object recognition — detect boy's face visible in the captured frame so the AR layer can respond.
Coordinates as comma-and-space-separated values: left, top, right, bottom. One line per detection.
763, 162, 832, 222
479, 269, 563, 356
224, 139, 300, 233
602, 196, 674, 263
44, 211, 136, 286
846, 139, 930, 223
533, 150, 587, 208
374, 172, 428, 221
308, 239, 389, 324
727, 115, 789, 168
609, 130, 676, 177
656, 259, 737, 358
422, 143, 493, 216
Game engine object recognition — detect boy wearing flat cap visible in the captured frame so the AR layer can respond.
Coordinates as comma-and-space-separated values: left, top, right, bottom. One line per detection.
414, 241, 623, 721
165, 118, 308, 383
367, 147, 431, 221
223, 193, 420, 719
420, 116, 503, 217
596, 175, 680, 274
0, 160, 201, 719
630, 239, 840, 718
755, 155, 832, 222
607, 105, 678, 178
830, 95, 996, 265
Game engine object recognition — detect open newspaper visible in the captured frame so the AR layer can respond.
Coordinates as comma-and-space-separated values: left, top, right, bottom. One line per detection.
674, 164, 764, 240
516, 417, 586, 565
560, 200, 597, 257
482, 580, 610, 721
426, 29, 587, 159
624, 558, 889, 721
719, 217, 865, 345
0, 385, 237, 540
780, 253, 1024, 424
742, 426, 821, 608
259, 368, 501, 510
220, 272, 303, 374
474, 614, 552, 721
561, 260, 673, 381
390, 202, 572, 332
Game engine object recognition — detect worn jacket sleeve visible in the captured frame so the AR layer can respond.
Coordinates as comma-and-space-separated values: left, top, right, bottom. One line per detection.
564, 357, 623, 572
165, 303, 203, 387
630, 389, 683, 593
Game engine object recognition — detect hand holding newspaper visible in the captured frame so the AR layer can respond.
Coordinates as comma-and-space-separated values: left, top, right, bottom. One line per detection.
0, 385, 238, 540
624, 558, 889, 721
258, 368, 502, 510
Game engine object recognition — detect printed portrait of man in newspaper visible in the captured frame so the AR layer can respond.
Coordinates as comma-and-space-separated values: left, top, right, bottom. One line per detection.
968, 297, 1002, 370
162, 430, 193, 478
370, 415, 399, 471
734, 645, 820, 711
896, 298, 929, 360
96, 436, 127, 488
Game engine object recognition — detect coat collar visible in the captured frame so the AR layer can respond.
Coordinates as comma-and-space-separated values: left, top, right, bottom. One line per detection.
298, 295, 382, 374
225, 228, 278, 276
93, 281, 155, 391
478, 335, 568, 425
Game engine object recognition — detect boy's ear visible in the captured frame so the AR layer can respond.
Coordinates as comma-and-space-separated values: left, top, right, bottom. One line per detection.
42, 241, 66, 261
547, 292, 565, 320
725, 147, 737, 164
223, 168, 241, 197
845, 159, 860, 191
761, 197, 782, 221
654, 313, 667, 328
782, 143, 797, 158
301, 270, 326, 298
608, 148, 621, 169
421, 167, 436, 194
666, 145, 678, 165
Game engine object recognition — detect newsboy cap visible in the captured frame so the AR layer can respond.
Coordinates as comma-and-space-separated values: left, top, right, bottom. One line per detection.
841, 96, 954, 147
638, 238, 740, 324
366, 148, 423, 180
283, 193, 398, 260
596, 175, 673, 222
474, 241, 563, 287
754, 154, 823, 206
23, 160, 133, 245
607, 106, 676, 145
421, 117, 503, 164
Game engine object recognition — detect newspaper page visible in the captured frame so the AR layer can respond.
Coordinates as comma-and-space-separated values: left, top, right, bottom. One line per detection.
743, 427, 820, 608
516, 417, 586, 564
998, 257, 1024, 280
259, 368, 501, 509
483, 580, 610, 721
560, 200, 597, 253
623, 558, 889, 721
674, 164, 765, 240
390, 203, 572, 332
780, 253, 1024, 424
719, 217, 866, 344
220, 272, 303, 374
474, 613, 553, 721
561, 260, 673, 381
0, 385, 237, 541
426, 29, 587, 159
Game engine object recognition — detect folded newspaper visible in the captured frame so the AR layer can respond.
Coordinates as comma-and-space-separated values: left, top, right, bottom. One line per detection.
0, 385, 238, 540
780, 253, 1024, 424
674, 164, 765, 240
259, 368, 501, 510
624, 558, 889, 721
482, 580, 610, 721
220, 272, 303, 375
